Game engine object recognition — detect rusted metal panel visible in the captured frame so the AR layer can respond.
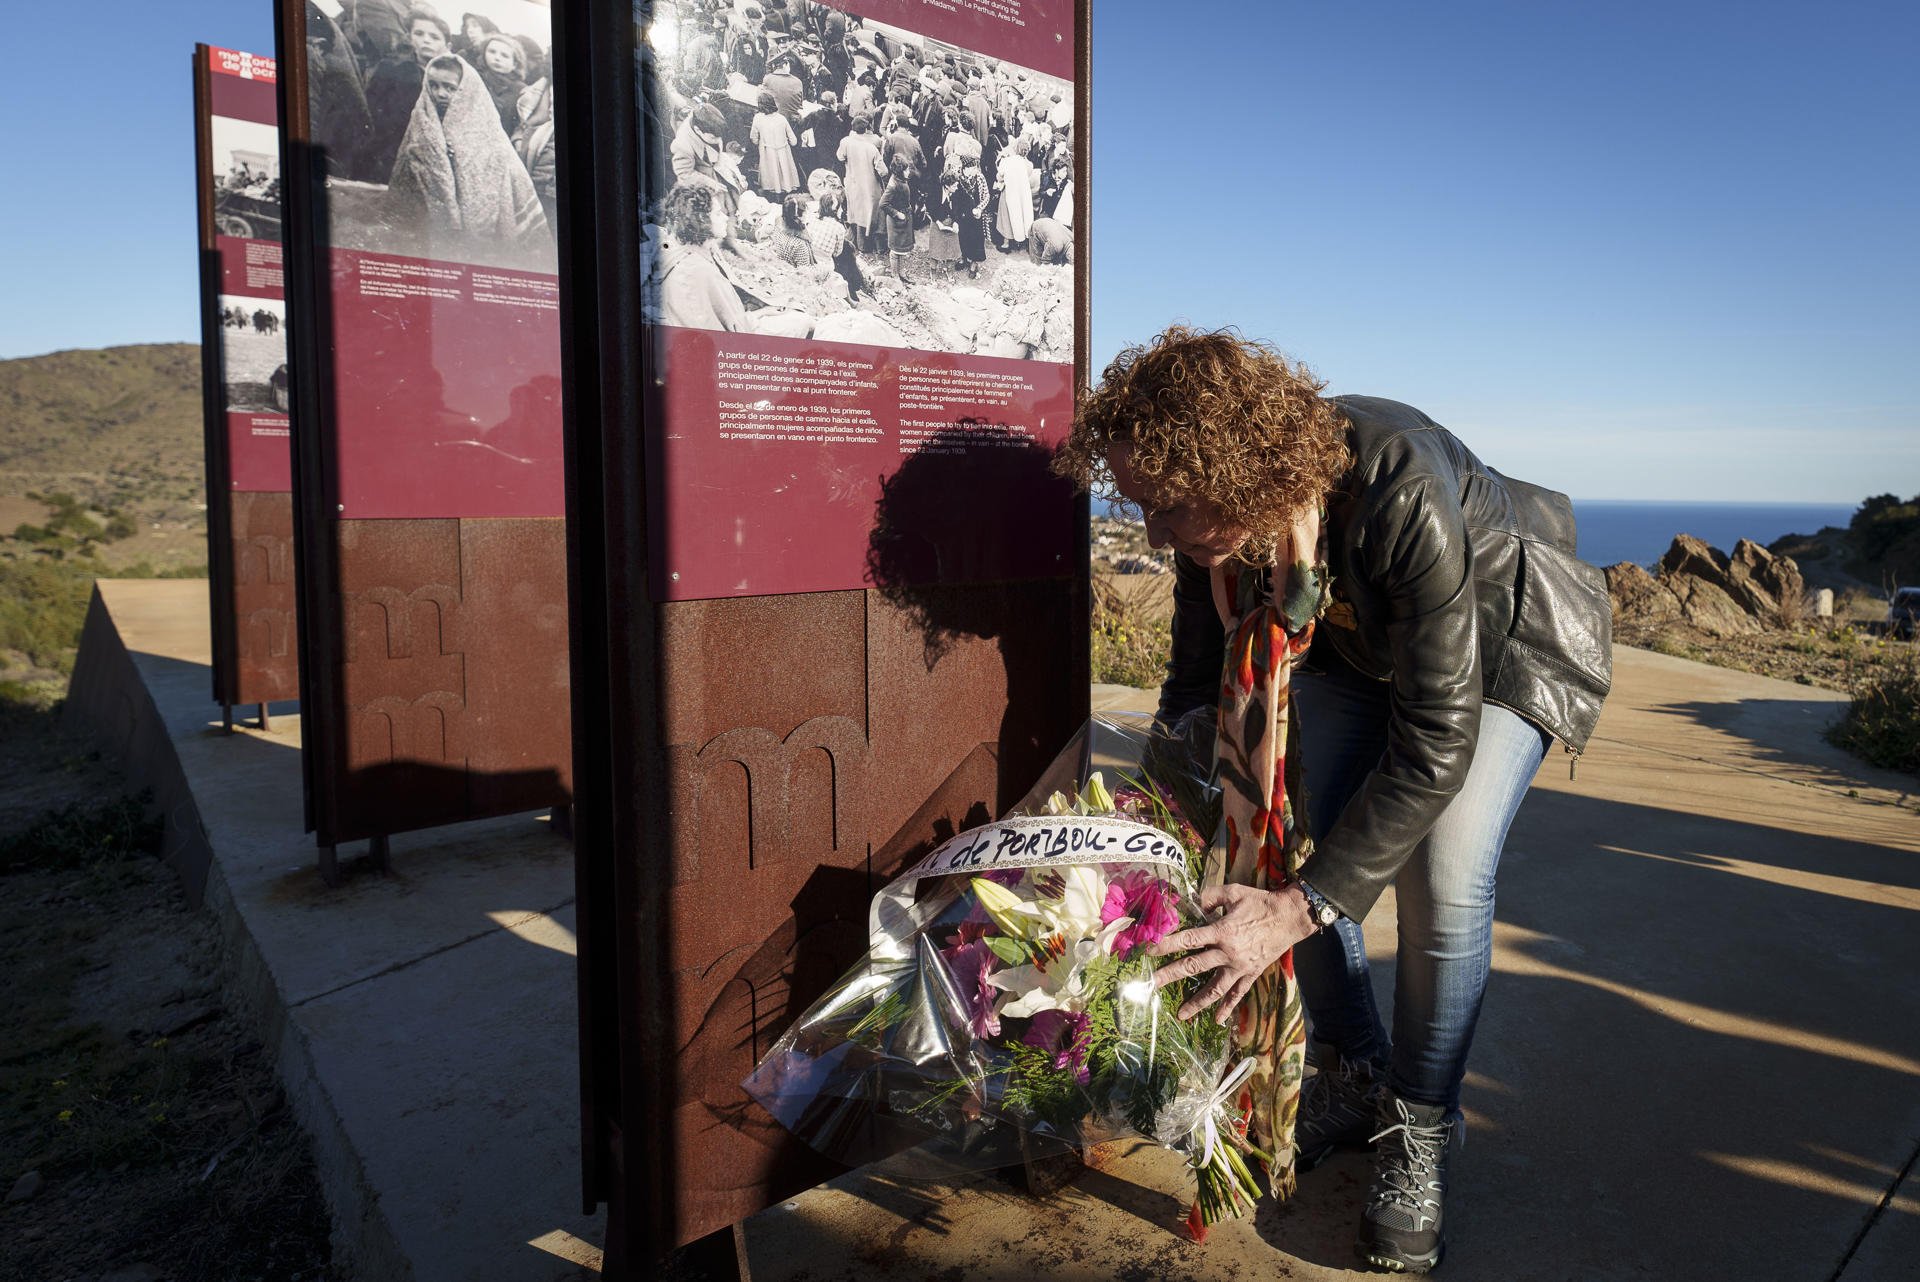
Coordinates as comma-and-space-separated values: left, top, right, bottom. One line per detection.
458, 518, 576, 810
308, 517, 573, 843
334, 519, 468, 837
230, 491, 300, 703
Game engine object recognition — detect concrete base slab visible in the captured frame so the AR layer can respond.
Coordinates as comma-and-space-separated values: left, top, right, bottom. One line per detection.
64, 582, 603, 1281
1091, 682, 1159, 715
744, 1141, 1387, 1280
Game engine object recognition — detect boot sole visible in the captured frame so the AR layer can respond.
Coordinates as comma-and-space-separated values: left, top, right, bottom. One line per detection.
1356, 1239, 1444, 1274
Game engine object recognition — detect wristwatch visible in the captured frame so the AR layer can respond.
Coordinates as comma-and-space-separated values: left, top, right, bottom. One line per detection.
1297, 879, 1342, 930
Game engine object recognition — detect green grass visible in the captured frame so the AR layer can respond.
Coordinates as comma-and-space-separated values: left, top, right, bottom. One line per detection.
0, 556, 205, 677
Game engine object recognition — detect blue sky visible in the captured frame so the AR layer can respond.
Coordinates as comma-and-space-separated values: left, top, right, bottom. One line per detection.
0, 0, 1914, 501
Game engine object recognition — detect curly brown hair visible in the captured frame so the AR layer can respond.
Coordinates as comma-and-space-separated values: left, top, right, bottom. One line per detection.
1054, 325, 1352, 561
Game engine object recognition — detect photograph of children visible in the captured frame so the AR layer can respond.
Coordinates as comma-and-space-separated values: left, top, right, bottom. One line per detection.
209, 115, 283, 242
641, 0, 1075, 362
304, 0, 558, 272
217, 295, 291, 415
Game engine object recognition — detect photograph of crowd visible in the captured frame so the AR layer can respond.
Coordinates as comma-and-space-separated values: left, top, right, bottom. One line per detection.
642, 0, 1075, 362
210, 116, 283, 242
218, 295, 291, 414
304, 0, 557, 272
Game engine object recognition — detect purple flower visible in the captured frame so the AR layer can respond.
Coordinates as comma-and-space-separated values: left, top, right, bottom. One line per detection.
942, 939, 1001, 1039
983, 867, 1025, 888
945, 918, 989, 948
1101, 871, 1181, 958
1022, 1009, 1093, 1084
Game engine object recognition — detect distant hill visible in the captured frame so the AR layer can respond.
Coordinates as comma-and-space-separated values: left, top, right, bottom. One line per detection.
1770, 494, 1920, 597
0, 344, 202, 498
0, 344, 209, 692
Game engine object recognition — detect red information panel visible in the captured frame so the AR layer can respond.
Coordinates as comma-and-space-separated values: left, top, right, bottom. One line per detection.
204, 47, 292, 492
304, 0, 563, 517
641, 0, 1079, 599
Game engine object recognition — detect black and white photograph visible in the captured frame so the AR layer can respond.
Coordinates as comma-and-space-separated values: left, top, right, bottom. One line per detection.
641, 0, 1074, 361
209, 114, 283, 241
304, 0, 557, 272
217, 294, 291, 414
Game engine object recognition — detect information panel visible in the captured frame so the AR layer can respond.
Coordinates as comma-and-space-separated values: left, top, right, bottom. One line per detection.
201, 47, 293, 491
641, 0, 1078, 599
558, 1, 1090, 1270
279, 0, 571, 851
194, 44, 299, 710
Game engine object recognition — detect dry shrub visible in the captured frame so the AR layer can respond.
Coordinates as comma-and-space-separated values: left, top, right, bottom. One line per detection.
1828, 653, 1920, 775
1091, 574, 1172, 689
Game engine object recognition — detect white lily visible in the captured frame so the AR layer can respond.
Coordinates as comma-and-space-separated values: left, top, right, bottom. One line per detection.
1040, 863, 1109, 940
974, 863, 1111, 945
991, 916, 1132, 1018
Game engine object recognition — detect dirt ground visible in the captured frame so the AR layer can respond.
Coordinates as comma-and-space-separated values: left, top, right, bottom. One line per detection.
0, 699, 337, 1282
1615, 617, 1917, 694
0, 494, 53, 532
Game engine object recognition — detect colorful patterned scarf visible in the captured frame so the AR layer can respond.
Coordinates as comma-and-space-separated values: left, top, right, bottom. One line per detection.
1205, 507, 1327, 1200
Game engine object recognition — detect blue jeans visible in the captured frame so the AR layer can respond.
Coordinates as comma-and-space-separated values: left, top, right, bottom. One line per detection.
1290, 659, 1549, 1112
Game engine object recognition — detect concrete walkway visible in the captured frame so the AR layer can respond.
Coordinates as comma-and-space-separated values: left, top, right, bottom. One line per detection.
67, 581, 1920, 1279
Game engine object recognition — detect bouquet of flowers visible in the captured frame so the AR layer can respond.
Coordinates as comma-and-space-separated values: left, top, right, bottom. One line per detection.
745, 715, 1270, 1230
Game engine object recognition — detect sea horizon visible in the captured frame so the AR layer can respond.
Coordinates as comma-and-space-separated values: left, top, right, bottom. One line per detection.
1096, 497, 1861, 571
1568, 499, 1856, 569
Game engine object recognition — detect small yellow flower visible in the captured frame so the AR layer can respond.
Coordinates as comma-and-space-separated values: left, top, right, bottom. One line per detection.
57, 1109, 73, 1123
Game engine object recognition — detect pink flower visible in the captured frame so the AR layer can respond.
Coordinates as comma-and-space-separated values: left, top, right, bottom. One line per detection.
1101, 871, 1181, 958
942, 939, 1001, 1039
1022, 1008, 1092, 1084
945, 918, 990, 948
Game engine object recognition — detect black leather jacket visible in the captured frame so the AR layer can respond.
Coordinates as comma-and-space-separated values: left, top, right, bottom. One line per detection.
1156, 395, 1613, 920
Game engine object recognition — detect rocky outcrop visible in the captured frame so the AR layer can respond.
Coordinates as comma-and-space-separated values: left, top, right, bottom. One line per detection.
1607, 534, 1806, 637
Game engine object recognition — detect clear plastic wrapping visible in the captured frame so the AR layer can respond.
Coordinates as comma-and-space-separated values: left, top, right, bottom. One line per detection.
745, 711, 1268, 1224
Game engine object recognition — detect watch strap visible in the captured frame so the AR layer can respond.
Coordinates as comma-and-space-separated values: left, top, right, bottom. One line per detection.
1297, 878, 1342, 928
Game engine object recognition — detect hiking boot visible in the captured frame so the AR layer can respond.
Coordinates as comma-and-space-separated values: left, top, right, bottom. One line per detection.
1357, 1092, 1454, 1273
1296, 1039, 1384, 1170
